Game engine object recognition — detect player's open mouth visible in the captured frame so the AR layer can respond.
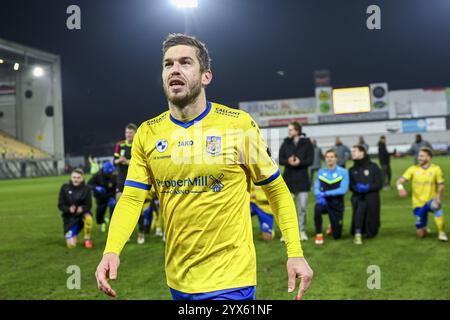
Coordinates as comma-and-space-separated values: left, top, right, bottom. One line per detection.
169, 79, 185, 89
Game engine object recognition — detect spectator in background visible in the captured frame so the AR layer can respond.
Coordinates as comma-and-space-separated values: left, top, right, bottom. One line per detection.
279, 122, 314, 241
332, 137, 351, 168
309, 139, 324, 184
349, 145, 383, 245
57, 168, 93, 249
114, 123, 137, 201
89, 156, 100, 175
0, 145, 6, 160
407, 134, 433, 164
88, 162, 117, 232
378, 136, 396, 190
313, 150, 349, 245
358, 136, 369, 153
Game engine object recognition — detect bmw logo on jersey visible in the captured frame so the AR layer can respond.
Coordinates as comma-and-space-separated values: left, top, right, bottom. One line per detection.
156, 139, 168, 153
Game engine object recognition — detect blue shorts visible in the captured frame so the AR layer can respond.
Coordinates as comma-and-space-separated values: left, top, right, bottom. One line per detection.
413, 200, 444, 229
65, 224, 79, 239
250, 203, 274, 234
170, 286, 256, 300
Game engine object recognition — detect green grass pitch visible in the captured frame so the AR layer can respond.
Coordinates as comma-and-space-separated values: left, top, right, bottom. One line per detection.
0, 156, 449, 299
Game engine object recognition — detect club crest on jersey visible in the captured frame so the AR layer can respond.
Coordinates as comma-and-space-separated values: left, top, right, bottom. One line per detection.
205, 136, 221, 156
156, 139, 168, 153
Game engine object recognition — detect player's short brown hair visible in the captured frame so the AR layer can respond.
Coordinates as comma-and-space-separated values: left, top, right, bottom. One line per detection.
126, 123, 137, 131
162, 33, 212, 73
72, 168, 84, 175
419, 147, 433, 158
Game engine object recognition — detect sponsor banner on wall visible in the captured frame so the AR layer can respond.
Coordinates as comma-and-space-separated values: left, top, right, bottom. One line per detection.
425, 117, 447, 131
402, 119, 427, 133
319, 111, 389, 123
239, 97, 318, 127
389, 88, 448, 119
370, 83, 389, 112
315, 87, 333, 115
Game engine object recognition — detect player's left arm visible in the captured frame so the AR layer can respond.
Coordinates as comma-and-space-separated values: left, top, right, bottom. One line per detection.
242, 114, 313, 300
435, 166, 445, 203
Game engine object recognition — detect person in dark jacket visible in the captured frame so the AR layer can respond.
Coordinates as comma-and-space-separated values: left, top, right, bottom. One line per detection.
88, 161, 117, 232
58, 168, 93, 249
377, 136, 396, 189
279, 122, 314, 240
349, 145, 383, 245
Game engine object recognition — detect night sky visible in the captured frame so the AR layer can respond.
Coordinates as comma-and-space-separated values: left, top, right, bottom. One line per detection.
1, 0, 450, 154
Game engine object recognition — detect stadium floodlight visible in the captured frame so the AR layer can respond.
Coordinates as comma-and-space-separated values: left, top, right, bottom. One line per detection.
13, 62, 19, 71
0, 59, 4, 64
33, 66, 44, 77
170, 0, 198, 9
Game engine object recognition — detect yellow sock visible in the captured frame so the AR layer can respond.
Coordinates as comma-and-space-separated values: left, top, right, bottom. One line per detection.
84, 214, 93, 239
434, 215, 445, 233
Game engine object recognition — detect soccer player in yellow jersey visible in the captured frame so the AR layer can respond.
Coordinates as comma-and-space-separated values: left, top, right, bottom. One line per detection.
251, 184, 275, 241
95, 34, 313, 300
396, 148, 447, 241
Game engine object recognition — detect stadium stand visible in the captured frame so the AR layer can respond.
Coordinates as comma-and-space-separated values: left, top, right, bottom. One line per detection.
0, 130, 51, 160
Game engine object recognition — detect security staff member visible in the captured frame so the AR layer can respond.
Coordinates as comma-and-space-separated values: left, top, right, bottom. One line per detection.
349, 145, 383, 245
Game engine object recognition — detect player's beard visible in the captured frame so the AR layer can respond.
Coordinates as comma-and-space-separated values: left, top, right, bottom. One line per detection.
164, 77, 202, 108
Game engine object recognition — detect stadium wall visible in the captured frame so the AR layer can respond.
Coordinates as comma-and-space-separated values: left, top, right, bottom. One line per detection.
0, 38, 64, 166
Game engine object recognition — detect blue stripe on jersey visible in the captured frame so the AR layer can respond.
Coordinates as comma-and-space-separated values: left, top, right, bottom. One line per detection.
170, 286, 256, 300
254, 170, 281, 186
169, 101, 212, 128
124, 180, 151, 190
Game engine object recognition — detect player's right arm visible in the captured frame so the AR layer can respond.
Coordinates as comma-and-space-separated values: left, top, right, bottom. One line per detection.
396, 166, 413, 198
96, 126, 151, 297
57, 185, 70, 213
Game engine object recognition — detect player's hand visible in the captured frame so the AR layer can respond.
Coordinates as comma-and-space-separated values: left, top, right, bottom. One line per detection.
95, 252, 120, 298
69, 205, 76, 213
76, 207, 83, 214
287, 257, 313, 300
398, 189, 407, 198
292, 157, 301, 166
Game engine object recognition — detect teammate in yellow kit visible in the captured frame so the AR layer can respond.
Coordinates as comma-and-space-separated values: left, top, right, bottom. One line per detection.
251, 184, 275, 241
396, 148, 447, 241
95, 34, 313, 300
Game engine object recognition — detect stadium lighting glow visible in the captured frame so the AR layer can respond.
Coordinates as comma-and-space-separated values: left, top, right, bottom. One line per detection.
0, 59, 4, 64
170, 0, 198, 9
33, 66, 44, 77
13, 63, 19, 71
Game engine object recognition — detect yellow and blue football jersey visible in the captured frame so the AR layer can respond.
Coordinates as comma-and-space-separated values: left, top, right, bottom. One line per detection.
402, 163, 445, 208
104, 101, 299, 294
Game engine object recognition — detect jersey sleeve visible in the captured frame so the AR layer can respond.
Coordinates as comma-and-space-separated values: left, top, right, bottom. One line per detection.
241, 114, 280, 186
103, 125, 151, 255
402, 166, 415, 181
436, 166, 445, 184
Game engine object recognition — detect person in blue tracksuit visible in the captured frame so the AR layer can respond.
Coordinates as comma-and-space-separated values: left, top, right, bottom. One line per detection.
314, 150, 349, 245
